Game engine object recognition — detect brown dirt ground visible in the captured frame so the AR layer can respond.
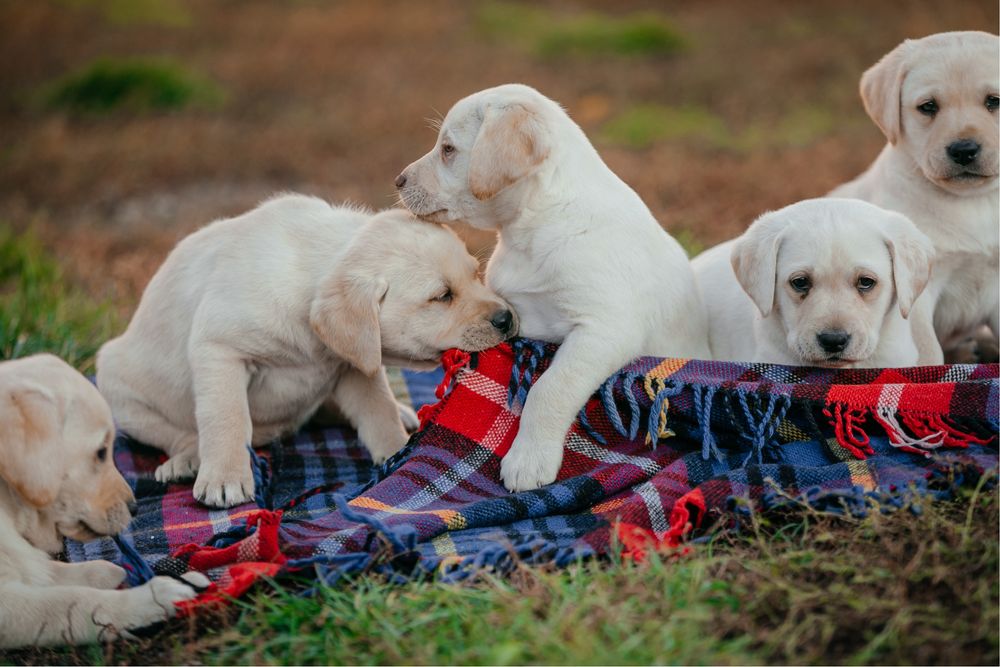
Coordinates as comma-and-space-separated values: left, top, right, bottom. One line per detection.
1, 0, 997, 307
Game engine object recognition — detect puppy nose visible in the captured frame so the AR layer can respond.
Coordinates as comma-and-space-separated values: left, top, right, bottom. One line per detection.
817, 330, 851, 353
490, 309, 514, 334
946, 139, 980, 166
127, 499, 138, 517
394, 172, 407, 189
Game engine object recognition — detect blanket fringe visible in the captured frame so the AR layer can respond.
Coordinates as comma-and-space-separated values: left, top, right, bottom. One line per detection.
825, 402, 995, 460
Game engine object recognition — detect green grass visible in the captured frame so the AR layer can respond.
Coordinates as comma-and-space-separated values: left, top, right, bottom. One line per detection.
0, 227, 117, 373
9, 481, 997, 665
0, 232, 996, 666
600, 103, 839, 152
38, 57, 223, 115
476, 2, 686, 58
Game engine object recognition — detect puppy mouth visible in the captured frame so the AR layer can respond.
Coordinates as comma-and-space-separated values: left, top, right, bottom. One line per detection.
417, 209, 450, 222
815, 355, 859, 368
61, 520, 106, 542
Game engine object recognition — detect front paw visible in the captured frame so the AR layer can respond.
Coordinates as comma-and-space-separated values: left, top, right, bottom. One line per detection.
87, 560, 129, 589
193, 456, 255, 508
500, 434, 563, 492
397, 401, 420, 431
361, 424, 408, 464
154, 448, 200, 483
121, 575, 201, 631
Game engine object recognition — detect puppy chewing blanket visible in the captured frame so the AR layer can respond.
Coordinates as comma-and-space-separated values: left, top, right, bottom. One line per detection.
67, 340, 998, 612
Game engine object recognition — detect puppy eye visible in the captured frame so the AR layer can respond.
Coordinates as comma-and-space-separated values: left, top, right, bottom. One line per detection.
789, 276, 811, 294
431, 288, 453, 303
917, 99, 938, 116
986, 95, 999, 112
96, 446, 108, 462
857, 276, 877, 292
441, 144, 456, 157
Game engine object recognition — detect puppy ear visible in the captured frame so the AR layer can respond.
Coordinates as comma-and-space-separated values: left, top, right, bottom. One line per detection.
468, 102, 550, 201
731, 211, 790, 318
0, 381, 64, 508
880, 212, 934, 319
311, 273, 388, 377
860, 41, 909, 145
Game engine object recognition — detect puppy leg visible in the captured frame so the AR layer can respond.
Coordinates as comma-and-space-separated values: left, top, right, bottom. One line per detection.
329, 367, 409, 463
909, 297, 944, 365
107, 395, 201, 482
397, 402, 420, 431
189, 345, 255, 508
501, 328, 637, 492
0, 576, 199, 648
48, 560, 127, 589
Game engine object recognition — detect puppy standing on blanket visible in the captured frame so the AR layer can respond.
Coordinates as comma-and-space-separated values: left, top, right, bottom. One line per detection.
830, 31, 999, 362
98, 195, 516, 508
692, 198, 936, 368
397, 83, 710, 491
0, 354, 206, 649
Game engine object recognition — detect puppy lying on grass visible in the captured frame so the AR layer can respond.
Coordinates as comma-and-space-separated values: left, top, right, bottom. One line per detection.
0, 354, 206, 649
98, 195, 516, 508
692, 198, 936, 368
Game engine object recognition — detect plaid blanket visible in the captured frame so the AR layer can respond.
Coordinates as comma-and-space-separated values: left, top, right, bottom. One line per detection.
67, 339, 999, 611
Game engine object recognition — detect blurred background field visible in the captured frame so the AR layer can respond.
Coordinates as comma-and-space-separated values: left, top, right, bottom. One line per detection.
1, 0, 997, 309
1, 3, 998, 664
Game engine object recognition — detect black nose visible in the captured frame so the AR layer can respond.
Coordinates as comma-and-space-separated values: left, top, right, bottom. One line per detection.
394, 172, 407, 188
946, 139, 980, 166
490, 309, 514, 334
817, 331, 851, 353
127, 499, 138, 517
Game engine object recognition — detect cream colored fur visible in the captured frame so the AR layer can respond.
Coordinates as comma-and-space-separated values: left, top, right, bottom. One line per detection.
97, 195, 514, 508
830, 31, 999, 361
397, 84, 710, 491
0, 354, 205, 649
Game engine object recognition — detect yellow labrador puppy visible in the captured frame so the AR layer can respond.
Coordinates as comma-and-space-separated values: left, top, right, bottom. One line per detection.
831, 31, 999, 362
693, 199, 936, 368
97, 195, 515, 508
396, 84, 710, 491
0, 354, 205, 649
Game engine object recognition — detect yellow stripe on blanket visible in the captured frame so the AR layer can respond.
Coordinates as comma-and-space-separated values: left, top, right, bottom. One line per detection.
348, 497, 468, 530
846, 459, 876, 491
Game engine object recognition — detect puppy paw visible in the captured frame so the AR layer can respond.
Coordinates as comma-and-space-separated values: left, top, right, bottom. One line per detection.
397, 402, 421, 431
362, 425, 409, 465
154, 449, 200, 483
120, 575, 201, 631
500, 435, 563, 492
193, 457, 255, 508
179, 571, 211, 589
87, 560, 129, 589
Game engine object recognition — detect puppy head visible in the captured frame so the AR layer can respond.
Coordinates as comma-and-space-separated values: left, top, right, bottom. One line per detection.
311, 209, 518, 375
861, 31, 999, 195
395, 83, 555, 230
0, 355, 135, 552
732, 199, 933, 368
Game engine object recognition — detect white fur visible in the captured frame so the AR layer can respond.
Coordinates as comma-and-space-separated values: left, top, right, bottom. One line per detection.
693, 198, 936, 368
830, 31, 999, 360
97, 195, 513, 508
397, 84, 710, 491
0, 354, 206, 649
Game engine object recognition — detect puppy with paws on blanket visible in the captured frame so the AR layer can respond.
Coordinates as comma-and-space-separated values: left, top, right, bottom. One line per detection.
397, 84, 709, 492
98, 195, 515, 508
